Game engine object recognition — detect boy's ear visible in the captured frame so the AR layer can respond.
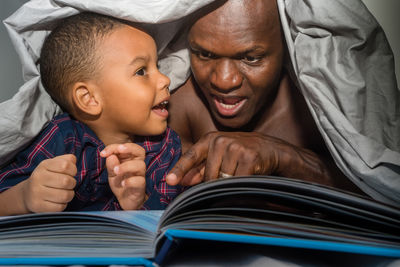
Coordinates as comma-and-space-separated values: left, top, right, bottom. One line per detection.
71, 82, 102, 116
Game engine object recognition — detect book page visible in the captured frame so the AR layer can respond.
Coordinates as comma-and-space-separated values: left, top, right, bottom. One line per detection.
155, 176, 400, 257
0, 210, 164, 259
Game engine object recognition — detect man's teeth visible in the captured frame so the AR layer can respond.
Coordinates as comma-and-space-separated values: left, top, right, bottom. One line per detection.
219, 101, 240, 110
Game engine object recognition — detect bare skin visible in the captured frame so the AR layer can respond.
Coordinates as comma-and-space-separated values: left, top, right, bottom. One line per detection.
167, 0, 361, 193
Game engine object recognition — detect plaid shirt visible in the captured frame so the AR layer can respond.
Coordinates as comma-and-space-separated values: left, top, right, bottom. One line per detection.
0, 113, 182, 210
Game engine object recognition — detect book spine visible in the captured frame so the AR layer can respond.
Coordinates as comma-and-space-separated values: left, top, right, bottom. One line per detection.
154, 233, 175, 265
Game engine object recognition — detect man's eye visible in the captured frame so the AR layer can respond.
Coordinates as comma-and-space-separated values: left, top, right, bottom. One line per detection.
242, 55, 262, 64
135, 68, 146, 76
196, 51, 215, 60
200, 51, 211, 59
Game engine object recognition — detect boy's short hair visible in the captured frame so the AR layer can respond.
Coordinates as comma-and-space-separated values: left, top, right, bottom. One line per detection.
40, 12, 126, 112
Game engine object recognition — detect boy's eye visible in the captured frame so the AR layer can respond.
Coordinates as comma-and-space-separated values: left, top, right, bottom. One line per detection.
135, 68, 146, 76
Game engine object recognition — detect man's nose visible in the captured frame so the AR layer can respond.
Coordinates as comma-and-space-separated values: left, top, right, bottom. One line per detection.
210, 58, 243, 92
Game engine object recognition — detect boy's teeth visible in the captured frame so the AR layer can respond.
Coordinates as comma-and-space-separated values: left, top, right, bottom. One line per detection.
153, 100, 169, 110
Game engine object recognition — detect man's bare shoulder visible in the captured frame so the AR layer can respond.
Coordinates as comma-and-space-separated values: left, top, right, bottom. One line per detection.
171, 76, 211, 115
169, 76, 216, 146
171, 77, 201, 104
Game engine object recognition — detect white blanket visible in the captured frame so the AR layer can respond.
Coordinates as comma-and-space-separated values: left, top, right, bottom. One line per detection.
278, 0, 400, 205
1, 0, 399, 205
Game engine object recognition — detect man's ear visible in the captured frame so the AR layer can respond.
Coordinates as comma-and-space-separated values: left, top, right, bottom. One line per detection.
71, 82, 102, 116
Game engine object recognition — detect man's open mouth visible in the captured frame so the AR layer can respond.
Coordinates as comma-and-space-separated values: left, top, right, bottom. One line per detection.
213, 96, 246, 117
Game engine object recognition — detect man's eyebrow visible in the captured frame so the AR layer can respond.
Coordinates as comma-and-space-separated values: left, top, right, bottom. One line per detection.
236, 46, 266, 55
190, 44, 266, 58
189, 43, 208, 52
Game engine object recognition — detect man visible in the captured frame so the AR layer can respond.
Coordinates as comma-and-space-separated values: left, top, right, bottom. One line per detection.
167, 0, 357, 190
166, 0, 399, 202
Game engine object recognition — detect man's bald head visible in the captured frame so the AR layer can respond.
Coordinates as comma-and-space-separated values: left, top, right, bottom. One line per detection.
190, 0, 280, 41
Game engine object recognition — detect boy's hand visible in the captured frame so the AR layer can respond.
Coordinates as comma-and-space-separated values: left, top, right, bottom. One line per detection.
100, 143, 146, 210
22, 154, 77, 213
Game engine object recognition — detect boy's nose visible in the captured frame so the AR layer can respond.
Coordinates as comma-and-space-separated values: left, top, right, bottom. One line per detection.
210, 58, 243, 92
157, 71, 171, 91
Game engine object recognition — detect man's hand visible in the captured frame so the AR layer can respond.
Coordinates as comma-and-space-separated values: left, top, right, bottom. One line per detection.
166, 131, 348, 190
166, 131, 281, 186
21, 154, 77, 213
100, 143, 146, 210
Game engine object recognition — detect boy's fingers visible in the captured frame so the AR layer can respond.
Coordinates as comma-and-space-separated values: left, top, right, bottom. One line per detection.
33, 201, 68, 213
100, 144, 119, 158
121, 176, 146, 189
42, 172, 77, 190
100, 143, 145, 160
105, 154, 120, 177
44, 154, 77, 176
43, 187, 75, 204
115, 159, 146, 177
123, 143, 146, 159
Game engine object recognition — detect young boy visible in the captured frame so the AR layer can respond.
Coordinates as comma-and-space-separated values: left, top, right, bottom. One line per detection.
0, 12, 182, 215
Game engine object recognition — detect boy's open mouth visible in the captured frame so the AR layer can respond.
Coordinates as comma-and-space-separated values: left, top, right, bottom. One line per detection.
152, 100, 168, 110
152, 100, 169, 118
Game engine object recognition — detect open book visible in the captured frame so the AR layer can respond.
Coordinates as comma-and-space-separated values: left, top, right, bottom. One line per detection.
0, 176, 399, 266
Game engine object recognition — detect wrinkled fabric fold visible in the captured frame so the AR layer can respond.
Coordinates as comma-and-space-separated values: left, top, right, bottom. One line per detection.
278, 0, 400, 204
